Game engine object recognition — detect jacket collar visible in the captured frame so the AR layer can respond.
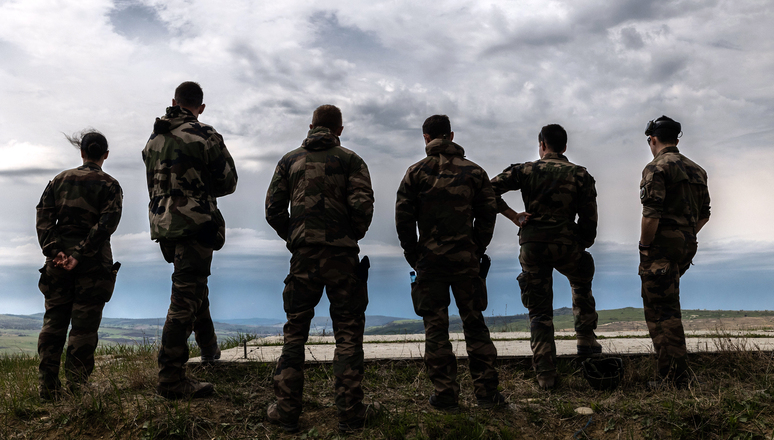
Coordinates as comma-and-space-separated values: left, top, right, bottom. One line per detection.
80, 162, 102, 171
153, 105, 197, 135
654, 145, 680, 160
541, 151, 569, 162
302, 127, 341, 151
425, 138, 465, 157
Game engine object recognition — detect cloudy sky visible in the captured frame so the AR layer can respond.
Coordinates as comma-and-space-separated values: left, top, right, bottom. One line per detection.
1, 0, 772, 321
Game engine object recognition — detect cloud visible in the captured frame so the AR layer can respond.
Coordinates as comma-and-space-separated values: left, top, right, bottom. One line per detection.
1, 0, 773, 317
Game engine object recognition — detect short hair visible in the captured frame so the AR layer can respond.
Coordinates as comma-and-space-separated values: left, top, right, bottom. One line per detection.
538, 124, 567, 152
65, 129, 109, 161
174, 81, 204, 108
422, 115, 452, 140
311, 105, 342, 131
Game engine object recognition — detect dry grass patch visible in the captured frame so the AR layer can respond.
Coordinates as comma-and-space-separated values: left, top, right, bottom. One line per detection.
2, 341, 774, 439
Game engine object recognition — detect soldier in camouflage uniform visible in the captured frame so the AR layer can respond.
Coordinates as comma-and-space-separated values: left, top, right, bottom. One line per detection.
490, 124, 599, 390
142, 81, 238, 399
639, 116, 710, 387
396, 115, 504, 411
265, 105, 374, 433
36, 130, 122, 399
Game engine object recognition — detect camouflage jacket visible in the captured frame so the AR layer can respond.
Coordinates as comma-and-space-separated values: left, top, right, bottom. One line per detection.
490, 152, 597, 248
640, 146, 710, 231
142, 106, 237, 243
265, 127, 374, 252
395, 139, 497, 279
36, 162, 123, 269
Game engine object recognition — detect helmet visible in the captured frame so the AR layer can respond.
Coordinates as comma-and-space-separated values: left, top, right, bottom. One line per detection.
582, 358, 624, 391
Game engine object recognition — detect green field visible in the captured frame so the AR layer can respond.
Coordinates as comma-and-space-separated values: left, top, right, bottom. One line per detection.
4, 308, 774, 354
364, 307, 774, 335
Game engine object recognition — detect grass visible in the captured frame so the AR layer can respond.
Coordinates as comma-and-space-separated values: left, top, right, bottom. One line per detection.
2, 333, 774, 439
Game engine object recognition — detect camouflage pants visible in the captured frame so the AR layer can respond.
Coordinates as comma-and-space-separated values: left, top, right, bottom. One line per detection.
274, 247, 368, 424
411, 276, 499, 402
517, 242, 597, 374
157, 238, 217, 383
37, 260, 115, 389
639, 229, 697, 379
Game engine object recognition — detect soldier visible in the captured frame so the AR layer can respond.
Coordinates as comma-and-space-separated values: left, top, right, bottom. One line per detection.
639, 115, 710, 387
142, 81, 238, 399
490, 124, 599, 390
36, 130, 122, 400
265, 105, 375, 433
396, 115, 505, 412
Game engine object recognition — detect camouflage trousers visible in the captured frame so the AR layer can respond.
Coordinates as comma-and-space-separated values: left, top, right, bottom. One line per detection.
639, 229, 697, 379
37, 260, 115, 390
411, 276, 499, 402
517, 242, 597, 374
157, 238, 217, 384
274, 246, 368, 424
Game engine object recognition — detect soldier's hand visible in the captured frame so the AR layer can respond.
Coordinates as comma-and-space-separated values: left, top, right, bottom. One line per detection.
53, 252, 68, 268
61, 256, 79, 271
514, 212, 531, 228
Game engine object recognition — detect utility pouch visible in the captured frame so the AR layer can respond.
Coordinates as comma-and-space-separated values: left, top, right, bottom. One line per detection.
356, 255, 370, 282
212, 209, 226, 251
479, 254, 491, 279
472, 276, 488, 311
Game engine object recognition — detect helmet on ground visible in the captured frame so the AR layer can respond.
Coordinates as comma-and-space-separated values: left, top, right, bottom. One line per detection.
581, 357, 624, 391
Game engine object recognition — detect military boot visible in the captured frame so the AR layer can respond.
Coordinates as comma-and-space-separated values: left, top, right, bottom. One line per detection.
266, 402, 299, 433
200, 343, 221, 363
338, 401, 383, 433
537, 372, 557, 390
477, 391, 507, 409
156, 378, 214, 400
429, 393, 460, 413
576, 332, 602, 355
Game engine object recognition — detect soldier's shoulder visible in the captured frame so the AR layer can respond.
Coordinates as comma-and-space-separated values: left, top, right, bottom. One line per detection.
571, 161, 594, 179
335, 144, 367, 164
459, 156, 489, 176
679, 153, 707, 173
281, 145, 307, 162
98, 169, 121, 186
178, 120, 220, 142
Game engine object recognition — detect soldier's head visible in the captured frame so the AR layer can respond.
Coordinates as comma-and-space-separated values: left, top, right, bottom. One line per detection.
311, 105, 343, 136
645, 115, 681, 151
66, 129, 109, 164
173, 81, 206, 117
422, 115, 454, 144
538, 124, 567, 157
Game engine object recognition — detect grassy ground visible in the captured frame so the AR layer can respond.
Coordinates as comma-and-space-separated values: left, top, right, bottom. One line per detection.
2, 336, 774, 439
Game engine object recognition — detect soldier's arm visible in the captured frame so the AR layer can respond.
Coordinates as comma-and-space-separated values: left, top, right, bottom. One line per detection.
265, 160, 290, 241
71, 181, 124, 263
639, 165, 665, 246
697, 177, 710, 233
696, 217, 709, 234
490, 164, 522, 214
36, 181, 61, 258
347, 156, 375, 240
472, 172, 498, 256
576, 173, 598, 248
207, 133, 238, 198
395, 170, 419, 268
640, 217, 659, 247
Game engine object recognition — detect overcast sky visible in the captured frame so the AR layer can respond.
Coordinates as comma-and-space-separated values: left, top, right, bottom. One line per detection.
1, 0, 773, 321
